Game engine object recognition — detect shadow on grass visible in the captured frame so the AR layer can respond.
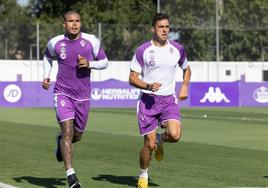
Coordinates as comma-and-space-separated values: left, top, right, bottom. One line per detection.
92, 174, 159, 187
263, 176, 268, 178
13, 176, 66, 188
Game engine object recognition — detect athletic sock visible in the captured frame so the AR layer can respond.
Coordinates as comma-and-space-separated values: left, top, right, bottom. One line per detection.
66, 168, 75, 177
139, 168, 148, 180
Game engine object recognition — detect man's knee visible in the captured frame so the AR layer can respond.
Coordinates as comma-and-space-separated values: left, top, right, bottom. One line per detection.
166, 122, 182, 142
147, 140, 157, 151
168, 131, 181, 142
172, 133, 181, 142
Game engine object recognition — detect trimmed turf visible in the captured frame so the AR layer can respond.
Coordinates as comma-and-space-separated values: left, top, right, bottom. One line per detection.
0, 107, 268, 187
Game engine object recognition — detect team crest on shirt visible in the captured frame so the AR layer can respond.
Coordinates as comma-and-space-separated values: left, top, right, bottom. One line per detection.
80, 40, 85, 47
60, 99, 66, 107
148, 50, 156, 66
60, 43, 67, 59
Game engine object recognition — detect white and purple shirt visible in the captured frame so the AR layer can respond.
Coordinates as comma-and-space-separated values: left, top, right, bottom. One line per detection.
130, 40, 188, 96
43, 32, 108, 101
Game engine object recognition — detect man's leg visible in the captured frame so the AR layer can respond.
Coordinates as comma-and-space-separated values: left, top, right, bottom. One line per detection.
155, 120, 182, 161
73, 128, 83, 143
140, 131, 157, 169
60, 120, 81, 188
60, 119, 75, 171
138, 131, 157, 188
56, 124, 83, 162
160, 120, 182, 143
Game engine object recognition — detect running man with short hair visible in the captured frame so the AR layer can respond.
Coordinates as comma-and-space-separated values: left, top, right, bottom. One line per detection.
42, 10, 108, 188
129, 13, 191, 188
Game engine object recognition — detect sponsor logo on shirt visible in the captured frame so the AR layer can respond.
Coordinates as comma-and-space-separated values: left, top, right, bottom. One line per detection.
200, 86, 230, 103
3, 84, 22, 103
253, 86, 268, 103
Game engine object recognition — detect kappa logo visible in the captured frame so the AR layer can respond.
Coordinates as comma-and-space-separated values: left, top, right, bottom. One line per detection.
200, 86, 230, 103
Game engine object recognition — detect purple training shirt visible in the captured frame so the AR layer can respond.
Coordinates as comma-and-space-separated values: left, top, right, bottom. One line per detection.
44, 32, 107, 101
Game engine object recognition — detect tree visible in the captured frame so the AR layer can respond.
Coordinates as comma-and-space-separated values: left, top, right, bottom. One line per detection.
31, 0, 157, 60
0, 0, 33, 59
162, 0, 216, 61
220, 0, 268, 61
162, 0, 268, 61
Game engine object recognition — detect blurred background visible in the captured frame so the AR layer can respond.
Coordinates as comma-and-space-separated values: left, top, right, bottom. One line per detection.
1, 2, 268, 188
1, 0, 267, 62
0, 0, 268, 107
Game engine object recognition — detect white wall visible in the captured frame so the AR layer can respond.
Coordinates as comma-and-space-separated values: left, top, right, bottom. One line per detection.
0, 60, 268, 82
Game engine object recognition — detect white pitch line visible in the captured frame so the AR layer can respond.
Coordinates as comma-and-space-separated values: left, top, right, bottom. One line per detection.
181, 114, 268, 122
0, 182, 18, 188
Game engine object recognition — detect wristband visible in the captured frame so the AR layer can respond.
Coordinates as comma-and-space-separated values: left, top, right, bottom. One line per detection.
146, 84, 151, 91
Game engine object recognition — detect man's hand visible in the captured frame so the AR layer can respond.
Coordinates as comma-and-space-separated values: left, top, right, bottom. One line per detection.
77, 55, 90, 68
42, 78, 50, 90
178, 84, 188, 101
150, 82, 162, 92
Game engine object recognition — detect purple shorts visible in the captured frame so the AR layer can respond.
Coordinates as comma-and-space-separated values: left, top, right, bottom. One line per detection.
54, 94, 90, 132
137, 93, 180, 136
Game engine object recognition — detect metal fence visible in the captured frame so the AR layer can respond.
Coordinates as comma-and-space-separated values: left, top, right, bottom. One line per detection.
0, 22, 154, 61
0, 0, 267, 61
1, 22, 267, 61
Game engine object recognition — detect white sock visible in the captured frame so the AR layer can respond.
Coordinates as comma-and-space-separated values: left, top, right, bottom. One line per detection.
66, 168, 75, 177
157, 133, 163, 144
139, 168, 148, 180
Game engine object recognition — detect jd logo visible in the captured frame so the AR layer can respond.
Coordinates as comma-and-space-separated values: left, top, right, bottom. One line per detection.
3, 84, 22, 103
200, 86, 230, 103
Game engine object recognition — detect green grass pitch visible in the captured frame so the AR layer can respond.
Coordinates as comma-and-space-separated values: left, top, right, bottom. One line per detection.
0, 107, 268, 188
